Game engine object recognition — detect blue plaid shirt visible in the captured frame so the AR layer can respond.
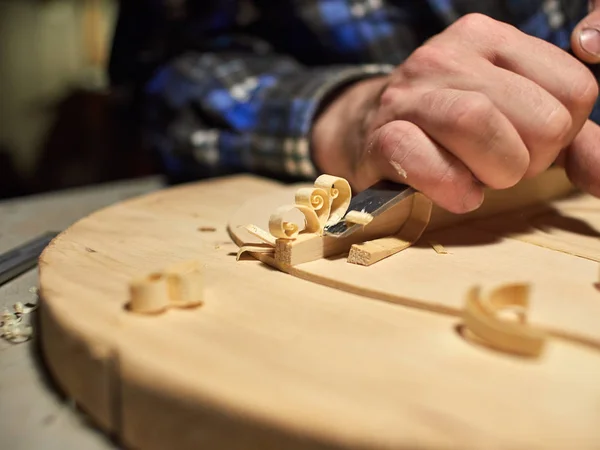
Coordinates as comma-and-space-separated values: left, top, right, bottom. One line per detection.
109, 0, 598, 182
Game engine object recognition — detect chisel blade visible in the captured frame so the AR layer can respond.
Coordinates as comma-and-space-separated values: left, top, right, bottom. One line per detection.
323, 181, 416, 238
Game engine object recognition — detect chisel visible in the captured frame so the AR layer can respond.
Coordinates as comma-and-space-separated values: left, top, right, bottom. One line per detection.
0, 232, 60, 286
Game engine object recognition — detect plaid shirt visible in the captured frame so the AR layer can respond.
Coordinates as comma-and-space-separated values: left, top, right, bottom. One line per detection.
109, 0, 598, 182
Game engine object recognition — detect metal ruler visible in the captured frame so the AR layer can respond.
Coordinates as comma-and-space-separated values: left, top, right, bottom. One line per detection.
0, 232, 60, 286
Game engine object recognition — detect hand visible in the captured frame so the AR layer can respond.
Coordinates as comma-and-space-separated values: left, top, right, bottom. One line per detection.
560, 1, 600, 198
572, 0, 600, 63
313, 14, 598, 214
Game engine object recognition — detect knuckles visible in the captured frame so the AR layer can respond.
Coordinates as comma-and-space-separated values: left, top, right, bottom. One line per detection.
567, 66, 599, 114
540, 106, 573, 149
448, 13, 505, 39
440, 91, 496, 135
401, 44, 452, 78
375, 121, 421, 161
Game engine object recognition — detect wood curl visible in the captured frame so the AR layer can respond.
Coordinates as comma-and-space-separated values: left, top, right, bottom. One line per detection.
295, 187, 332, 232
127, 260, 204, 315
269, 204, 321, 239
462, 284, 547, 358
314, 175, 352, 226
246, 175, 354, 248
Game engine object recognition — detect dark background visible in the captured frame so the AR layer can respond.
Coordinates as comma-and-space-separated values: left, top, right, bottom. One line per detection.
0, 0, 158, 200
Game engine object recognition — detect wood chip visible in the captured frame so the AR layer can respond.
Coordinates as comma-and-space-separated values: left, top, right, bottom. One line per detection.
348, 193, 432, 266
344, 211, 374, 226
430, 241, 449, 254
1, 303, 35, 344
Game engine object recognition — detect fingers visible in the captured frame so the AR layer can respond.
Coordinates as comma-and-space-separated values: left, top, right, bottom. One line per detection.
386, 87, 529, 189
469, 66, 574, 176
366, 121, 484, 214
572, 1, 600, 64
561, 120, 600, 197
381, 69, 568, 182
445, 14, 598, 134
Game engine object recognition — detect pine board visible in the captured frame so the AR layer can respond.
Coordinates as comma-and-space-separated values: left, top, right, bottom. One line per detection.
38, 174, 600, 450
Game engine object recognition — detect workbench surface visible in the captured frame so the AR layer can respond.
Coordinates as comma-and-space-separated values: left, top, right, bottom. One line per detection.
0, 177, 164, 450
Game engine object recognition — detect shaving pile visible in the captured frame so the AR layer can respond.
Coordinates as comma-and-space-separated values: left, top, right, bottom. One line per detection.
238, 174, 352, 261
1, 287, 38, 344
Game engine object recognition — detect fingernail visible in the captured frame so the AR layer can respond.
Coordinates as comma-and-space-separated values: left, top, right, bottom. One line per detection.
462, 184, 484, 212
580, 28, 600, 56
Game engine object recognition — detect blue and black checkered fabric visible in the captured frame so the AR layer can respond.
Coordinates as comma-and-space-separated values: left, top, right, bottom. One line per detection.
109, 0, 597, 181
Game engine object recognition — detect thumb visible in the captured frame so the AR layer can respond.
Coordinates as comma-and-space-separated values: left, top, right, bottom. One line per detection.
572, 1, 600, 63
560, 120, 600, 198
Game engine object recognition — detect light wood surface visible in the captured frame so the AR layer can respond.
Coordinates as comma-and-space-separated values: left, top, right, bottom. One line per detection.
229, 171, 600, 350
38, 173, 600, 450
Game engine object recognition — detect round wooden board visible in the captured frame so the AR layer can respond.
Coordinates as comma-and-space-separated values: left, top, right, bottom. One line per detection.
228, 183, 600, 351
39, 174, 600, 450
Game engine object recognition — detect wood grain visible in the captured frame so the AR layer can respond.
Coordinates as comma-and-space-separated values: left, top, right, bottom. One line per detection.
38, 173, 600, 450
229, 170, 600, 350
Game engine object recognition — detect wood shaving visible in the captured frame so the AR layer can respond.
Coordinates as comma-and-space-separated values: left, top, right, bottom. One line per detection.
243, 224, 276, 246
269, 204, 320, 239
127, 260, 205, 314
430, 241, 449, 254
390, 160, 408, 179
462, 284, 546, 358
344, 211, 374, 226
1, 300, 36, 344
314, 175, 352, 226
236, 245, 275, 261
295, 187, 332, 230
198, 226, 217, 232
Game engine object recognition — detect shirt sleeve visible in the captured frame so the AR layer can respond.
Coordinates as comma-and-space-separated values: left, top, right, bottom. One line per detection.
108, 0, 420, 183
144, 51, 392, 182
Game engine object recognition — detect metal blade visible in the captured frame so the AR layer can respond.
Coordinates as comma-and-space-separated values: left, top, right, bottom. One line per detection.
323, 181, 416, 238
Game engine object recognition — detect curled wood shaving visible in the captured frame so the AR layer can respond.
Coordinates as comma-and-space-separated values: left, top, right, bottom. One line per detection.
462, 284, 546, 357
236, 245, 275, 261
129, 273, 170, 314
295, 187, 332, 231
243, 224, 276, 246
165, 260, 204, 309
269, 204, 321, 239
314, 175, 352, 226
258, 174, 353, 248
344, 210, 374, 226
128, 260, 205, 314
429, 241, 449, 254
